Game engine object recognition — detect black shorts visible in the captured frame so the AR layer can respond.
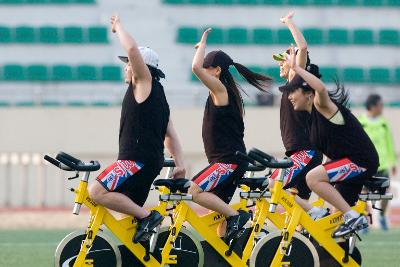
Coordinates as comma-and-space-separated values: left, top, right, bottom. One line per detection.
192, 162, 247, 204
96, 160, 162, 207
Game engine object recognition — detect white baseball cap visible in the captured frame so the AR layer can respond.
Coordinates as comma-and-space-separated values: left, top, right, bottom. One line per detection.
118, 46, 159, 68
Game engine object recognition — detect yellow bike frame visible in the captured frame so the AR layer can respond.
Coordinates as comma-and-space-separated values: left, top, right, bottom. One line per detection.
268, 170, 367, 267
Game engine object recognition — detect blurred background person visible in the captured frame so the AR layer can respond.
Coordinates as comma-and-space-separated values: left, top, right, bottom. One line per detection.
359, 94, 397, 231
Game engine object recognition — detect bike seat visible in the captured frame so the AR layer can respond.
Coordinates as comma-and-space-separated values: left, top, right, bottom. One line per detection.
363, 176, 390, 193
237, 178, 268, 191
153, 178, 191, 193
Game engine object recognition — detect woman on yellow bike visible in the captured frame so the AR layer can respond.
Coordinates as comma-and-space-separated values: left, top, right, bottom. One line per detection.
190, 28, 271, 242
270, 12, 323, 217
280, 46, 379, 237
89, 15, 185, 244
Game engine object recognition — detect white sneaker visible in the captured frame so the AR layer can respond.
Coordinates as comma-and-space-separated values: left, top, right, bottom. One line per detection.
307, 207, 329, 220
332, 215, 368, 238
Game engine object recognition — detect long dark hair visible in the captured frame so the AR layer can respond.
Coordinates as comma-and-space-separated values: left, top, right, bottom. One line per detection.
204, 50, 272, 116
329, 77, 350, 108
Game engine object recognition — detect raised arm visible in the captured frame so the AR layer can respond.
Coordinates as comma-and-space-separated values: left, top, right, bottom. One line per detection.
288, 46, 337, 116
111, 15, 151, 83
164, 119, 186, 179
281, 11, 308, 81
191, 28, 226, 96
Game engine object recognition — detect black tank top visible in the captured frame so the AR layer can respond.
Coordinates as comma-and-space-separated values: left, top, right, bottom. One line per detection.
118, 79, 170, 168
280, 91, 314, 155
309, 104, 379, 172
202, 89, 246, 164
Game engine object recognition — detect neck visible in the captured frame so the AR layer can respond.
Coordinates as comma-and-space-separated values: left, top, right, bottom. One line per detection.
305, 101, 313, 114
367, 111, 378, 118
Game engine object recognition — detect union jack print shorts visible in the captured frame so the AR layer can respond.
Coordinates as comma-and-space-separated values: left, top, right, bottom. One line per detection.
96, 160, 144, 191
270, 150, 316, 187
192, 163, 239, 192
323, 158, 366, 183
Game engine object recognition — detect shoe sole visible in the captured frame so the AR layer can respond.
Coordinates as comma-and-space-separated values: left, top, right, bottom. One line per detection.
332, 222, 369, 238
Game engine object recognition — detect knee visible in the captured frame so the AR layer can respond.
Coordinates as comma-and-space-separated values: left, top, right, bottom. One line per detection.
306, 166, 328, 189
306, 170, 319, 189
188, 183, 202, 201
88, 182, 106, 203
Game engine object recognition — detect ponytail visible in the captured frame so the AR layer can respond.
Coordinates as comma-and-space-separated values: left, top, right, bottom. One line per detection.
204, 50, 272, 116
233, 62, 272, 92
329, 77, 349, 108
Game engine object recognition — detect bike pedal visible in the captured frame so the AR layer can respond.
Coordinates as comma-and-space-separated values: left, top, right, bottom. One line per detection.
236, 228, 246, 238
84, 259, 94, 266
166, 255, 177, 264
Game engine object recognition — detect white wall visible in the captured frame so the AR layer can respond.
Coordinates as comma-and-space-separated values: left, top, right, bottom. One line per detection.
0, 106, 399, 207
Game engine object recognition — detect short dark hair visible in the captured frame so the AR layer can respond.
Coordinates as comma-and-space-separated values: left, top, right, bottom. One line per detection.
365, 94, 382, 110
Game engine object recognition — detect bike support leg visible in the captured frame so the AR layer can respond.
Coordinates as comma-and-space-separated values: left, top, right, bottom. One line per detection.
73, 207, 105, 267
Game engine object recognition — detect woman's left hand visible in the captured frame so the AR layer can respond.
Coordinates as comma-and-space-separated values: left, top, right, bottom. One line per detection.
111, 14, 120, 33
195, 27, 212, 49
280, 11, 294, 24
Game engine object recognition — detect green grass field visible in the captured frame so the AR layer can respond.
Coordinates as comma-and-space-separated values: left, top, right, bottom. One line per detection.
0, 229, 399, 266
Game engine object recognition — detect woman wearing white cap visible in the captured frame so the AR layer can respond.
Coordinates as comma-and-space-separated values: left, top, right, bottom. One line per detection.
89, 15, 185, 244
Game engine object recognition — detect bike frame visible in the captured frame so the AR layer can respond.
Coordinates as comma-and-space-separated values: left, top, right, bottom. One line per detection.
268, 169, 369, 267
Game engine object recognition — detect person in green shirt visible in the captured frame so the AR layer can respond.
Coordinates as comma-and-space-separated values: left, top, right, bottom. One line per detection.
359, 94, 397, 231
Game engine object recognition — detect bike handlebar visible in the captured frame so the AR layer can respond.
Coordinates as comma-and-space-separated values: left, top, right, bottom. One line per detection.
248, 148, 294, 169
163, 158, 176, 168
44, 155, 74, 171
235, 151, 267, 172
45, 152, 176, 172
55, 152, 100, 172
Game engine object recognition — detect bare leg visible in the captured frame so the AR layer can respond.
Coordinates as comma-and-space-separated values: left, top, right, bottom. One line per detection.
189, 183, 238, 217
269, 176, 313, 212
89, 181, 150, 219
295, 195, 313, 211
306, 166, 352, 213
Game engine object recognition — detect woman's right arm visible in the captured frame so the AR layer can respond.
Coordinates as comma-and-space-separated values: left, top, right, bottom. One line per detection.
288, 46, 337, 116
111, 15, 151, 83
191, 28, 226, 95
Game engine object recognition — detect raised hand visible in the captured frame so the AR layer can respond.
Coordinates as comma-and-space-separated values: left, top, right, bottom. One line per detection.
111, 14, 120, 33
288, 44, 297, 70
195, 27, 212, 49
280, 11, 294, 24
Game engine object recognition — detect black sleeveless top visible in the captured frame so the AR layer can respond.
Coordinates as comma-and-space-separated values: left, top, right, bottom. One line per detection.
118, 79, 170, 168
280, 90, 314, 155
202, 89, 246, 164
309, 104, 379, 172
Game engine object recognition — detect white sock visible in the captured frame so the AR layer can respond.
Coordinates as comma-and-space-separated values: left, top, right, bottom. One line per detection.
344, 210, 360, 221
307, 207, 327, 219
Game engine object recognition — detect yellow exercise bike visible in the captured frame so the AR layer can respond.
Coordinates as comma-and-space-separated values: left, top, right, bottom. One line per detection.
149, 152, 294, 267
46, 152, 193, 267
245, 148, 393, 267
